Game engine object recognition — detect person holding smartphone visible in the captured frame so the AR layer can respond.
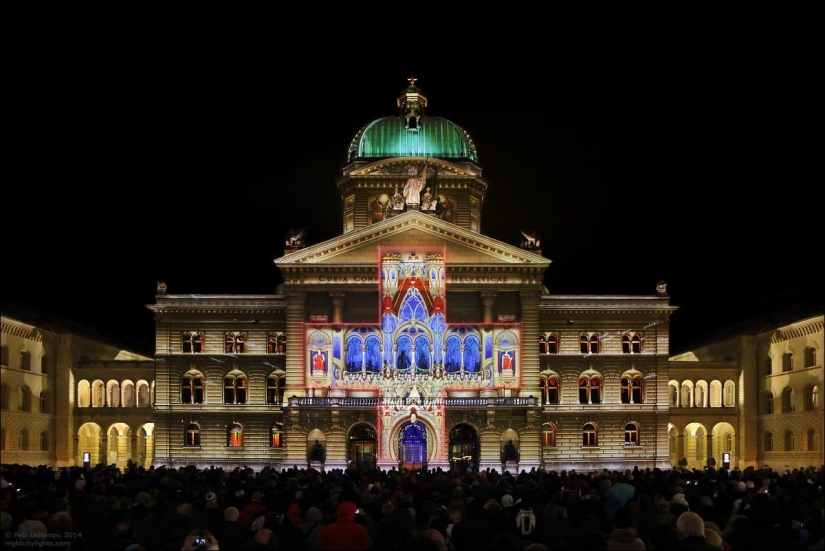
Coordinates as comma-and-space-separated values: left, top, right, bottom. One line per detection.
182, 529, 220, 550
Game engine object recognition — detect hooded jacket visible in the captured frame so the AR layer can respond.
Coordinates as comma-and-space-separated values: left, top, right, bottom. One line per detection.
316, 501, 372, 551
515, 507, 536, 538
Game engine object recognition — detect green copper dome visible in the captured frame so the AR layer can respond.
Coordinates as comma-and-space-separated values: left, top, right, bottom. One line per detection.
346, 78, 479, 163
346, 116, 478, 163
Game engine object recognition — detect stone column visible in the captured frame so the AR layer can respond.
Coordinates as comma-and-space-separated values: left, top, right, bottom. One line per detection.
706, 434, 714, 465
518, 289, 541, 398
285, 291, 307, 397
330, 292, 345, 326
480, 292, 496, 326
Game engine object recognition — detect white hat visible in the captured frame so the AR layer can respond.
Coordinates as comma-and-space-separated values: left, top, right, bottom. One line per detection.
672, 493, 689, 509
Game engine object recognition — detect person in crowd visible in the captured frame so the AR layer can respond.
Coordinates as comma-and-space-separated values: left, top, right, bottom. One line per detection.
316, 500, 371, 551
675, 511, 716, 551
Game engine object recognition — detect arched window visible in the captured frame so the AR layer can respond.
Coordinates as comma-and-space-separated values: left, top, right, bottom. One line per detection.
267, 375, 284, 405
784, 430, 795, 451
579, 375, 601, 404
20, 351, 32, 371
624, 422, 640, 446
541, 376, 560, 405
107, 381, 121, 408
695, 383, 706, 408
181, 374, 205, 404
540, 333, 558, 354
444, 336, 461, 373
542, 423, 556, 447
583, 423, 598, 446
137, 382, 151, 407
765, 392, 774, 415
270, 423, 283, 447
268, 332, 286, 354
224, 373, 247, 404
40, 431, 49, 451
620, 374, 643, 404
20, 386, 32, 412
622, 333, 643, 354
39, 391, 48, 414
367, 336, 383, 372
225, 332, 247, 354
185, 423, 200, 446
580, 333, 600, 354
805, 347, 817, 368
723, 381, 736, 407
807, 429, 816, 451
681, 382, 693, 407
228, 423, 243, 447
781, 388, 794, 413
766, 357, 773, 376
19, 429, 29, 450
669, 384, 678, 407
782, 353, 793, 372
764, 432, 773, 451
182, 331, 204, 353
122, 382, 135, 407
813, 386, 820, 409
0, 383, 9, 410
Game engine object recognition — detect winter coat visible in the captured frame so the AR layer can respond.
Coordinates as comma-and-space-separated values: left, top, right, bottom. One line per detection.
316, 501, 372, 551
515, 507, 536, 539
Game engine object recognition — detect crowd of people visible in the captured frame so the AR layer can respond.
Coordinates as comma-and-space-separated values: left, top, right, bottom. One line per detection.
1, 460, 823, 551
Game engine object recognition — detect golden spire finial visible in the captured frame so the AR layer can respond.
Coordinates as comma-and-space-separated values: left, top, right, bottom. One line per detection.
407, 76, 418, 87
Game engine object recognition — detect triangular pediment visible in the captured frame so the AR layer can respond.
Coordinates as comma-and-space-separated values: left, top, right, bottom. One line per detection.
274, 210, 550, 268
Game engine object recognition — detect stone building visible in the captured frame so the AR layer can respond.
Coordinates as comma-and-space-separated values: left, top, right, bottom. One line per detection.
669, 308, 823, 471
1, 308, 154, 468
3, 79, 820, 473
148, 78, 677, 472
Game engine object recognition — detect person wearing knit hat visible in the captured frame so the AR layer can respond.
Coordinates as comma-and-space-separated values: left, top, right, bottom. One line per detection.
134, 491, 153, 507
316, 501, 371, 551
205, 492, 219, 509
671, 493, 689, 512
250, 515, 266, 532
299, 506, 325, 551
501, 494, 514, 509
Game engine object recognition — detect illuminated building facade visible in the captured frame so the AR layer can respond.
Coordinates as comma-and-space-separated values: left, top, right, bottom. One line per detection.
148, 79, 677, 472
669, 311, 823, 471
3, 79, 820, 473
0, 310, 154, 468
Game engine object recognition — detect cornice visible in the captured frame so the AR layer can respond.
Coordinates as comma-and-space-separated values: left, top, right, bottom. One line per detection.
768, 317, 824, 344
345, 158, 479, 178
1, 319, 47, 341
539, 307, 677, 316
150, 306, 286, 315
149, 297, 286, 314
275, 210, 549, 266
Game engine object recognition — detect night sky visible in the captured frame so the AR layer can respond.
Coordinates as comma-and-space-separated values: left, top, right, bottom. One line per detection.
4, 38, 820, 355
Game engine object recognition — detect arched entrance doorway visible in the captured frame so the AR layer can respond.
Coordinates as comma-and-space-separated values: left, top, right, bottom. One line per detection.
397, 420, 427, 471
449, 423, 479, 472
348, 423, 377, 471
